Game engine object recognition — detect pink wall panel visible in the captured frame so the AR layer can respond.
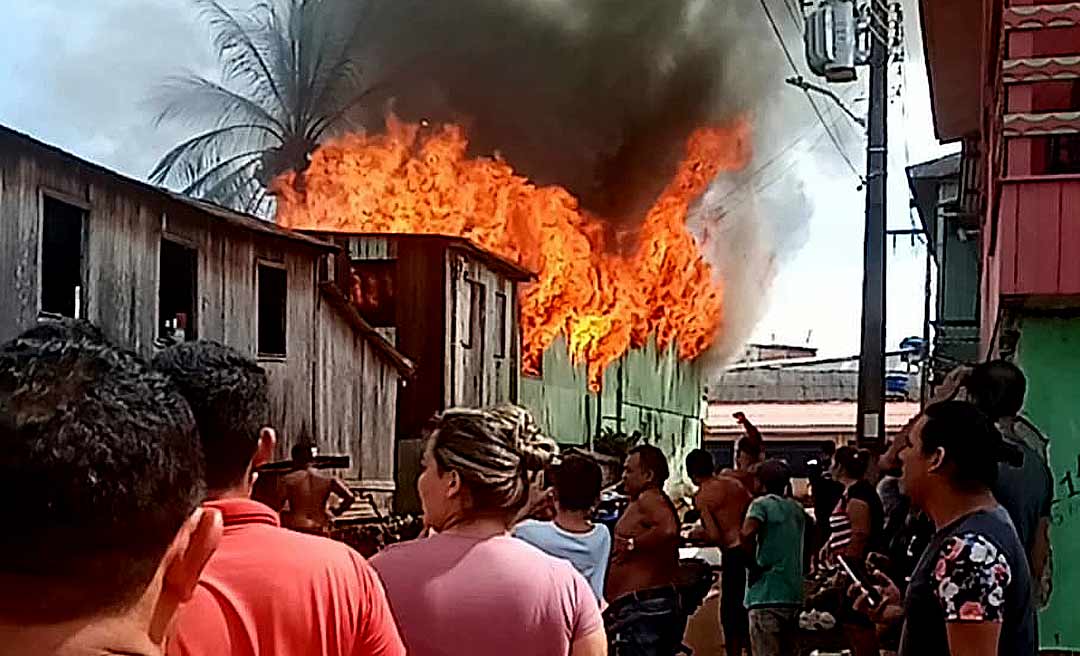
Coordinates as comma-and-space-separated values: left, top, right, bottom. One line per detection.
1060, 181, 1080, 294
1015, 183, 1061, 295
999, 185, 1020, 295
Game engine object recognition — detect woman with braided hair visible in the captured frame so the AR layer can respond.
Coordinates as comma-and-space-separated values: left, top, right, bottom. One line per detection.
371, 405, 607, 656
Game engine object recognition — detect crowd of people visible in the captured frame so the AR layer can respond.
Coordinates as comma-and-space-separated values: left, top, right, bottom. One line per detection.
0, 319, 1055, 656
680, 360, 1052, 656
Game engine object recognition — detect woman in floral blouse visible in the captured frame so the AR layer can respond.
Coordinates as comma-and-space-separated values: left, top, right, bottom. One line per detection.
852, 401, 1036, 656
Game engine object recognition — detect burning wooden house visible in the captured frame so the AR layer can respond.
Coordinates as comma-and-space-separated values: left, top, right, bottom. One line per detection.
301, 232, 533, 510
271, 116, 743, 491
0, 124, 415, 509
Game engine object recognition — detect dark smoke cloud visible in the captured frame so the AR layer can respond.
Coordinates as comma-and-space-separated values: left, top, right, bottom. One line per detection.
346, 0, 814, 366
349, 0, 773, 222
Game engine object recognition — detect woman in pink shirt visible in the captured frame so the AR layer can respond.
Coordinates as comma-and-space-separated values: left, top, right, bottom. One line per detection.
372, 405, 607, 656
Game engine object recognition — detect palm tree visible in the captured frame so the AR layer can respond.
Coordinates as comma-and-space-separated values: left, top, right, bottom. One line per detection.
151, 0, 377, 216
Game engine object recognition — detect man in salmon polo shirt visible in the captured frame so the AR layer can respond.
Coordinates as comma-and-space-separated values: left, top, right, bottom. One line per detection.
155, 341, 405, 656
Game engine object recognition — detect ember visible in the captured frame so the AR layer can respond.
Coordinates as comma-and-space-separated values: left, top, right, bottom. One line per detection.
273, 116, 751, 390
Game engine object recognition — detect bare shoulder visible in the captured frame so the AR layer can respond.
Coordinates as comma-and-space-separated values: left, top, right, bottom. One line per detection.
640, 488, 676, 517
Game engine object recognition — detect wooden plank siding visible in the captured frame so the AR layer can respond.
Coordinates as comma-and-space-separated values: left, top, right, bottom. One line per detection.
298, 233, 530, 513
316, 290, 399, 484
444, 246, 516, 409
998, 177, 1080, 299
0, 130, 406, 498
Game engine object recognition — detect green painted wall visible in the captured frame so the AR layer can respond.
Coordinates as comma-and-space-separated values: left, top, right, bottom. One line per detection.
1016, 317, 1080, 651
520, 336, 704, 488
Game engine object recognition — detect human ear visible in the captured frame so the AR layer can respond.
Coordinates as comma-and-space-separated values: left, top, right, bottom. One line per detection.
253, 427, 276, 468
149, 507, 223, 644
927, 447, 946, 473
446, 469, 463, 499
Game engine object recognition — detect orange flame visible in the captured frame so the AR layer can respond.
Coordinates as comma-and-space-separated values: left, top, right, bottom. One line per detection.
273, 116, 751, 390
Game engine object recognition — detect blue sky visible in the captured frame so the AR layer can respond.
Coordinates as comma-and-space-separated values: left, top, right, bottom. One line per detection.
0, 0, 954, 360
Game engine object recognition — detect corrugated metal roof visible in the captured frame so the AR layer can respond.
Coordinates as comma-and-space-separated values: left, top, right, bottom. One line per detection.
709, 370, 859, 403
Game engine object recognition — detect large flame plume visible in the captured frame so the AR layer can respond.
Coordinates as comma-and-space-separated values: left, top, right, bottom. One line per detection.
274, 116, 751, 390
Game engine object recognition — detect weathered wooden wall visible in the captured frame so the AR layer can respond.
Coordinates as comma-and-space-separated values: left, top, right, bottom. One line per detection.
0, 133, 401, 494
444, 245, 517, 410
315, 291, 398, 485
162, 206, 320, 457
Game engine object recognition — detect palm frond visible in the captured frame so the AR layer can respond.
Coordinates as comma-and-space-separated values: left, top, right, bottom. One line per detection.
200, 158, 263, 209
153, 74, 288, 135
153, 0, 382, 210
295, 0, 357, 125
181, 149, 266, 196
150, 124, 280, 184
193, 0, 290, 123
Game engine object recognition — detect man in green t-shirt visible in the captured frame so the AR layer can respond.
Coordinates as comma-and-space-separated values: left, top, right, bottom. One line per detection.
740, 459, 807, 656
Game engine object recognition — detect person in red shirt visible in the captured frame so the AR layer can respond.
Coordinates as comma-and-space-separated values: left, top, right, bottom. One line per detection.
154, 341, 405, 656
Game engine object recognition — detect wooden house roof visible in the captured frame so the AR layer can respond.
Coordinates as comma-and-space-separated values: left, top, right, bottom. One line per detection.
918, 0, 983, 141
319, 282, 417, 378
304, 231, 536, 282
0, 123, 336, 251
0, 122, 418, 378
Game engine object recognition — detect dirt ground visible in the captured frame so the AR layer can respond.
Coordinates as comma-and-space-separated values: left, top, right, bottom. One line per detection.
683, 587, 725, 655
681, 582, 852, 655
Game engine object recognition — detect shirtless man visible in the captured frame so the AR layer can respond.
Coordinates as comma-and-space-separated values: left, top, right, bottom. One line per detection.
721, 428, 764, 496
605, 445, 683, 655
281, 443, 355, 536
685, 449, 752, 656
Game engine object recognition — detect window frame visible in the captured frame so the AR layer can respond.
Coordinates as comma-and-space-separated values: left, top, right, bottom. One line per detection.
494, 291, 508, 359
37, 189, 89, 320
158, 235, 200, 341
461, 278, 486, 350
256, 259, 288, 360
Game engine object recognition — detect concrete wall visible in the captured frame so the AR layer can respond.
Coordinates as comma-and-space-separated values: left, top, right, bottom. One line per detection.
1016, 317, 1080, 652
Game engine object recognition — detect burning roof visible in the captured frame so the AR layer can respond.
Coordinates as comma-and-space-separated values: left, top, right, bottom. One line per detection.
273, 115, 751, 390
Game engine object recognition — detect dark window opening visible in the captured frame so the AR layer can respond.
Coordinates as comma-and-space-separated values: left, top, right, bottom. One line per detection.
40, 196, 85, 318
462, 280, 485, 350
350, 260, 397, 328
494, 292, 508, 358
159, 240, 198, 342
1050, 135, 1080, 175
258, 264, 287, 357
1014, 135, 1080, 176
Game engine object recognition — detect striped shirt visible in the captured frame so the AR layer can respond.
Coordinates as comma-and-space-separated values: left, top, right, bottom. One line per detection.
824, 480, 884, 559
828, 500, 854, 552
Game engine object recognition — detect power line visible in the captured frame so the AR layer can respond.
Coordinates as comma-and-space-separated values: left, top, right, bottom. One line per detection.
714, 95, 860, 210
723, 126, 837, 211
760, 0, 801, 72
758, 0, 866, 184
782, 0, 805, 31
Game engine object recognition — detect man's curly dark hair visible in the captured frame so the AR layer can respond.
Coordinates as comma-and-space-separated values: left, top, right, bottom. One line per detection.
0, 324, 204, 623
153, 341, 270, 491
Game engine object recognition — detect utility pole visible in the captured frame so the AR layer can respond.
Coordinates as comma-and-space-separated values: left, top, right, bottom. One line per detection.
855, 0, 889, 446
804, 0, 903, 444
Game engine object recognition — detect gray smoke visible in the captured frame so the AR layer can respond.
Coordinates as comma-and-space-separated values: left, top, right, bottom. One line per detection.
346, 0, 815, 367
350, 0, 767, 218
